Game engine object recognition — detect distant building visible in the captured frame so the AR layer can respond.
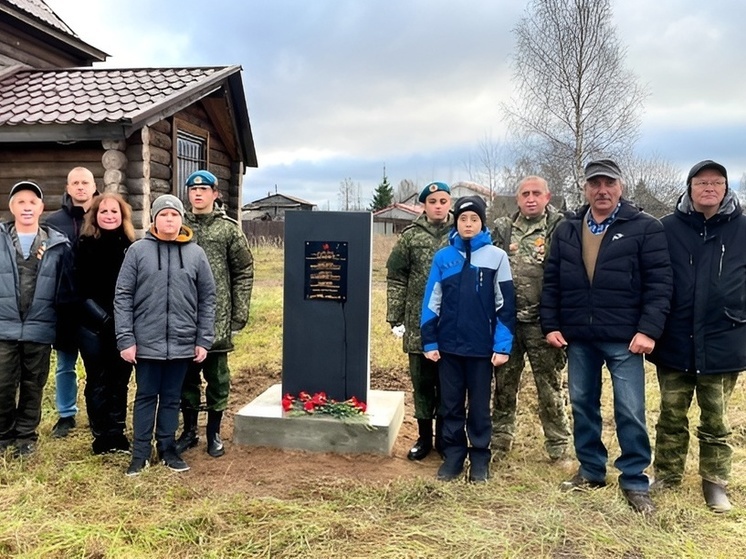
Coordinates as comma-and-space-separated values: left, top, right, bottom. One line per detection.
372, 203, 422, 235
242, 192, 316, 221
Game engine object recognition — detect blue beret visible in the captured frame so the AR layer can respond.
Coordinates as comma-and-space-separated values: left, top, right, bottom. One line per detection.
418, 182, 450, 203
186, 170, 218, 188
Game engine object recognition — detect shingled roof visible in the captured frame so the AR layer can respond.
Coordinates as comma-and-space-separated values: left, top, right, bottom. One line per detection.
4, 0, 74, 35
0, 65, 257, 165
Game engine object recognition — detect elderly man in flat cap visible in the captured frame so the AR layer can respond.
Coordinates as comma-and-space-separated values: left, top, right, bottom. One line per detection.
0, 181, 73, 457
649, 160, 746, 513
386, 181, 452, 461
541, 159, 672, 515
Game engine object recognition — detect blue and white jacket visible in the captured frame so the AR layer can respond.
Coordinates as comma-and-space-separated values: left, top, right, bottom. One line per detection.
421, 228, 515, 358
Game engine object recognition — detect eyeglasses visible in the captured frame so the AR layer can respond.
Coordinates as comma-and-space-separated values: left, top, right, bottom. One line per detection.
692, 180, 726, 188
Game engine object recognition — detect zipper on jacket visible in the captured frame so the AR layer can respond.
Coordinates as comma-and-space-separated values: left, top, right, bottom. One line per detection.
718, 244, 725, 277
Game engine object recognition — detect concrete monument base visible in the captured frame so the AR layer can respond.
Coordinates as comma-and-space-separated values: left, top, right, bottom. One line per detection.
233, 383, 404, 455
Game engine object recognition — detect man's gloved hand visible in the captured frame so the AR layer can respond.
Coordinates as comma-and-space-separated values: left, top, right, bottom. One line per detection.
391, 324, 406, 339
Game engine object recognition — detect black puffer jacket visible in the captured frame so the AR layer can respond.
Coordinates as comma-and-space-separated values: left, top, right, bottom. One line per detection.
44, 192, 97, 351
540, 200, 672, 343
649, 191, 746, 374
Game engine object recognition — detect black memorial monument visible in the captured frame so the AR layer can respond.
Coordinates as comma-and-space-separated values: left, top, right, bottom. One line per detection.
282, 211, 372, 403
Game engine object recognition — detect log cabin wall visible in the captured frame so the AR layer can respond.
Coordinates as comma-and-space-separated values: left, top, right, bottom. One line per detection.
0, 142, 104, 220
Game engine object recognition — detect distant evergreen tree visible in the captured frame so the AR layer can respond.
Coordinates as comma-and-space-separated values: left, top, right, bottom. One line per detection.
369, 166, 394, 211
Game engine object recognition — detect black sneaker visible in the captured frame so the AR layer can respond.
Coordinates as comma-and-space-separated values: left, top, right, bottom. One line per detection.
161, 451, 190, 472
622, 489, 656, 515
468, 462, 490, 484
436, 459, 464, 482
125, 458, 150, 477
15, 441, 35, 458
560, 470, 606, 492
51, 416, 76, 438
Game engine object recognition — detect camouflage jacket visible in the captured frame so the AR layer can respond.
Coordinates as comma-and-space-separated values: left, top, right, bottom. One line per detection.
386, 213, 453, 353
184, 207, 254, 352
492, 205, 564, 323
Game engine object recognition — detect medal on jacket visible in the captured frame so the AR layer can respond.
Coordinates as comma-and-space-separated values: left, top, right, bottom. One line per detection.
36, 241, 46, 260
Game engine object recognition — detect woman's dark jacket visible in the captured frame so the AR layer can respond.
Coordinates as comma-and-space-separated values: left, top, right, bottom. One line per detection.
540, 200, 672, 343
75, 229, 132, 351
649, 191, 746, 375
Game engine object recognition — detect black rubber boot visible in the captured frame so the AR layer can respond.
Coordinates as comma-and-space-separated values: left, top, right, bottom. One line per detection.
206, 410, 225, 458
175, 409, 200, 454
407, 419, 433, 461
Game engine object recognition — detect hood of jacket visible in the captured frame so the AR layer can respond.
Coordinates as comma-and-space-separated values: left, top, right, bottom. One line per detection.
449, 227, 492, 252
147, 224, 194, 243
674, 189, 742, 224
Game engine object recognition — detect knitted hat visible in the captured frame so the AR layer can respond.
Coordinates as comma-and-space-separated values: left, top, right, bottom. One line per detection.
418, 181, 450, 203
452, 196, 487, 227
9, 180, 43, 200
186, 170, 218, 188
151, 194, 185, 219
686, 160, 728, 194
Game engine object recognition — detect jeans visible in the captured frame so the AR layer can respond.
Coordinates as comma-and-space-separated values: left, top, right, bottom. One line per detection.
132, 359, 190, 461
54, 349, 79, 418
567, 341, 651, 491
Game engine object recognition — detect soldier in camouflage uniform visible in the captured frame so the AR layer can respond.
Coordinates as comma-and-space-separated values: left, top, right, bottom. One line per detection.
491, 176, 571, 461
387, 182, 452, 460
175, 170, 254, 458
649, 160, 746, 513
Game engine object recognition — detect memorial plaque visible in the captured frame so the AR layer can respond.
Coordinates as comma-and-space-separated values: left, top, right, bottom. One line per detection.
282, 211, 371, 403
304, 241, 348, 302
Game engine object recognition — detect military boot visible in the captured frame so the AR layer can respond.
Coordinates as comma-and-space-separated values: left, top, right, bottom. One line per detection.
175, 409, 200, 454
407, 419, 433, 461
206, 410, 225, 458
702, 479, 732, 513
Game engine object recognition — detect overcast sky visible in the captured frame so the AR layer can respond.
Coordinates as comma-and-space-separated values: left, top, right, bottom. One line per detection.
46, 0, 746, 209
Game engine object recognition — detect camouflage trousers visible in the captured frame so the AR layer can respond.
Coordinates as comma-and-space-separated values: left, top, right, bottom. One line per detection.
409, 353, 440, 420
654, 366, 739, 485
181, 352, 231, 412
492, 322, 571, 459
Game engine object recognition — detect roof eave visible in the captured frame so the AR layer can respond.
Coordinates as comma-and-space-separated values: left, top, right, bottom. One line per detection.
0, 4, 108, 64
0, 122, 130, 142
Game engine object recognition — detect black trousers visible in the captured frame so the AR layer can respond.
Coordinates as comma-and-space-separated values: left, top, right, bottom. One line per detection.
132, 359, 189, 461
79, 326, 132, 439
0, 340, 51, 442
438, 352, 493, 467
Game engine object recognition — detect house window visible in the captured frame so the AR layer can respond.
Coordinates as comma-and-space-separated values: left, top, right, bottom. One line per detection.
173, 118, 209, 200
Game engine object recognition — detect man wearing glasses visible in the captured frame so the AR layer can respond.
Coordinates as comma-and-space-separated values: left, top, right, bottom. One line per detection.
649, 160, 746, 513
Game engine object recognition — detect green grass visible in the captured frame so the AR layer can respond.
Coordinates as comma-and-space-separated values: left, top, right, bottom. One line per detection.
1, 236, 745, 558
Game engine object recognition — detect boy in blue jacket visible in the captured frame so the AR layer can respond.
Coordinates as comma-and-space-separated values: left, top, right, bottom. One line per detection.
421, 196, 515, 482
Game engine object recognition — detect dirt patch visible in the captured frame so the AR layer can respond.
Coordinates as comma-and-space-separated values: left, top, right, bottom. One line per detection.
182, 366, 434, 499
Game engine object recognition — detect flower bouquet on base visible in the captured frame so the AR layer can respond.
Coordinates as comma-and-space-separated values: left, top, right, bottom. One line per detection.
282, 391, 370, 425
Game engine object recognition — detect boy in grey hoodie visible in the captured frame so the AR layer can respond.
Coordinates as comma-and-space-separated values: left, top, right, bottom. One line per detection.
115, 194, 216, 476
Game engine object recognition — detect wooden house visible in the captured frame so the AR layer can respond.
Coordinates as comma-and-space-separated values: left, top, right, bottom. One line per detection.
372, 203, 422, 235
243, 192, 316, 221
0, 0, 257, 230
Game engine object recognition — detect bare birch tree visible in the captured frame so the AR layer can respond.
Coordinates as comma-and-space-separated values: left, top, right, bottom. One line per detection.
463, 133, 506, 199
503, 0, 647, 204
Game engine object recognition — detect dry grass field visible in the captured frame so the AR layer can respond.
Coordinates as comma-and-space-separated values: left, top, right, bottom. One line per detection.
0, 236, 744, 558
